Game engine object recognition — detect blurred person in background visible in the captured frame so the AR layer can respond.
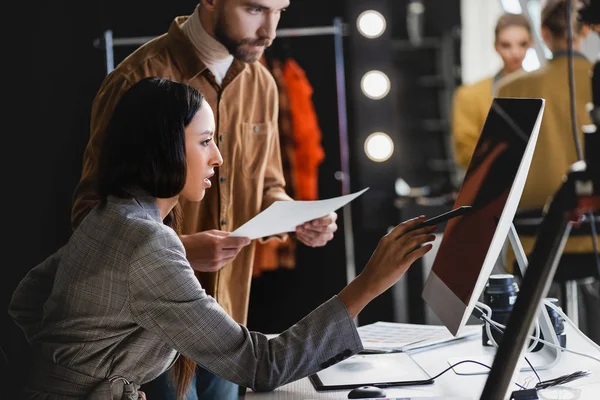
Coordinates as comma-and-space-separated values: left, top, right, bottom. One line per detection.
452, 13, 533, 170
496, 0, 594, 267
497, 0, 599, 344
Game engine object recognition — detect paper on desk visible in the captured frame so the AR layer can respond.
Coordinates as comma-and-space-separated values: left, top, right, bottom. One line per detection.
229, 188, 369, 240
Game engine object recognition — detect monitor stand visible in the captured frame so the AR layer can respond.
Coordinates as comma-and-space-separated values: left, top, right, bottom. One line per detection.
447, 223, 561, 375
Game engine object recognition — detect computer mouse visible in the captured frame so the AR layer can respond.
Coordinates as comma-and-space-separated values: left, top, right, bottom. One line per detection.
347, 385, 387, 399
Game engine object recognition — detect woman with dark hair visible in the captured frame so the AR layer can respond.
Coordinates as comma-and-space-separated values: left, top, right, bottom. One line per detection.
9, 77, 436, 399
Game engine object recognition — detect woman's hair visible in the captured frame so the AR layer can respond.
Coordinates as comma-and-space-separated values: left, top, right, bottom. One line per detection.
96, 77, 202, 395
97, 77, 205, 201
542, 0, 585, 38
495, 13, 532, 40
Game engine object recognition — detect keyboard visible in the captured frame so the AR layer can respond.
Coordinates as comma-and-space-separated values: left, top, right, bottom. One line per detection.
357, 321, 481, 353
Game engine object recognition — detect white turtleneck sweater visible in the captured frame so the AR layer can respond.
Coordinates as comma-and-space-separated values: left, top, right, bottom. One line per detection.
181, 6, 234, 85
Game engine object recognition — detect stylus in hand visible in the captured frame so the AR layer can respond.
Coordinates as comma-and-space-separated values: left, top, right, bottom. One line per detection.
413, 206, 473, 230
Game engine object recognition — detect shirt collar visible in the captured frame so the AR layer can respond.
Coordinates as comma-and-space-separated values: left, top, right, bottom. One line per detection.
183, 6, 232, 64
493, 71, 504, 85
122, 186, 162, 223
552, 49, 588, 60
165, 16, 247, 86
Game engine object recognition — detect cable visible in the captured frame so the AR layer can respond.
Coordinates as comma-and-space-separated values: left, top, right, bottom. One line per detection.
439, 357, 586, 397
534, 370, 590, 390
543, 298, 600, 353
482, 307, 600, 362
476, 303, 542, 359
485, 319, 591, 397
377, 357, 526, 390
428, 359, 527, 390
474, 305, 597, 396
478, 311, 542, 383
476, 304, 600, 364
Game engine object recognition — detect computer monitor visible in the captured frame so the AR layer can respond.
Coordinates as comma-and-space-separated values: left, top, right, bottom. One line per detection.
422, 97, 545, 336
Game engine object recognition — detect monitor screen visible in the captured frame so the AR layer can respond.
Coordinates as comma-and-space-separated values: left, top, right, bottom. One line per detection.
422, 97, 545, 335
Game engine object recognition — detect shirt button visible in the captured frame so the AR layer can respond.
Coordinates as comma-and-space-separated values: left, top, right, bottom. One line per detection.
253, 125, 259, 133
221, 219, 227, 226
220, 177, 226, 183
219, 135, 224, 142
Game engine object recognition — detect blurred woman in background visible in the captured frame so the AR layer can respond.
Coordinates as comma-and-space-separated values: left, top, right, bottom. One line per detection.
452, 13, 533, 170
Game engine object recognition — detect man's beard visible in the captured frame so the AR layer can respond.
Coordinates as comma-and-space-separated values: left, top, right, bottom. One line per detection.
215, 16, 271, 63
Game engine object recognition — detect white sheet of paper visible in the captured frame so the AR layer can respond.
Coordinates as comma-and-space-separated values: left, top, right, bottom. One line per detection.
229, 188, 369, 239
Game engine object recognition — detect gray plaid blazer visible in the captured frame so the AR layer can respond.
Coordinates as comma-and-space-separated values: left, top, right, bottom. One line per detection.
9, 189, 363, 398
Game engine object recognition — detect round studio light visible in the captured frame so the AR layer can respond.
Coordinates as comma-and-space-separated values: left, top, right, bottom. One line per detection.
357, 10, 386, 39
364, 132, 394, 162
361, 70, 391, 100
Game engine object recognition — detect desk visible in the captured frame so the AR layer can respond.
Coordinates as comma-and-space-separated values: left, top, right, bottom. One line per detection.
245, 326, 600, 399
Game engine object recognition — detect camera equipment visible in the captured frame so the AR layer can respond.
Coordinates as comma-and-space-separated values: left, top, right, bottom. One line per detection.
527, 298, 567, 352
482, 274, 519, 347
482, 275, 567, 350
540, 298, 567, 349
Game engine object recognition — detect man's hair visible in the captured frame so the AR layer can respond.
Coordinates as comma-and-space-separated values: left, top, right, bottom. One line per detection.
542, 0, 585, 38
495, 13, 533, 40
97, 77, 205, 200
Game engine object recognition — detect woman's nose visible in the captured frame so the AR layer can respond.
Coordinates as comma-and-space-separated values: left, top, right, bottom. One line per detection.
211, 145, 223, 167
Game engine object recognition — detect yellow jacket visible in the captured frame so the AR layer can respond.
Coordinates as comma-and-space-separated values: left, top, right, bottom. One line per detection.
451, 77, 494, 170
496, 55, 597, 267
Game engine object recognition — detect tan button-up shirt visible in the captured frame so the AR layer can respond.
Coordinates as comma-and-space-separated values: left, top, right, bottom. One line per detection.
72, 16, 291, 324
497, 55, 597, 267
